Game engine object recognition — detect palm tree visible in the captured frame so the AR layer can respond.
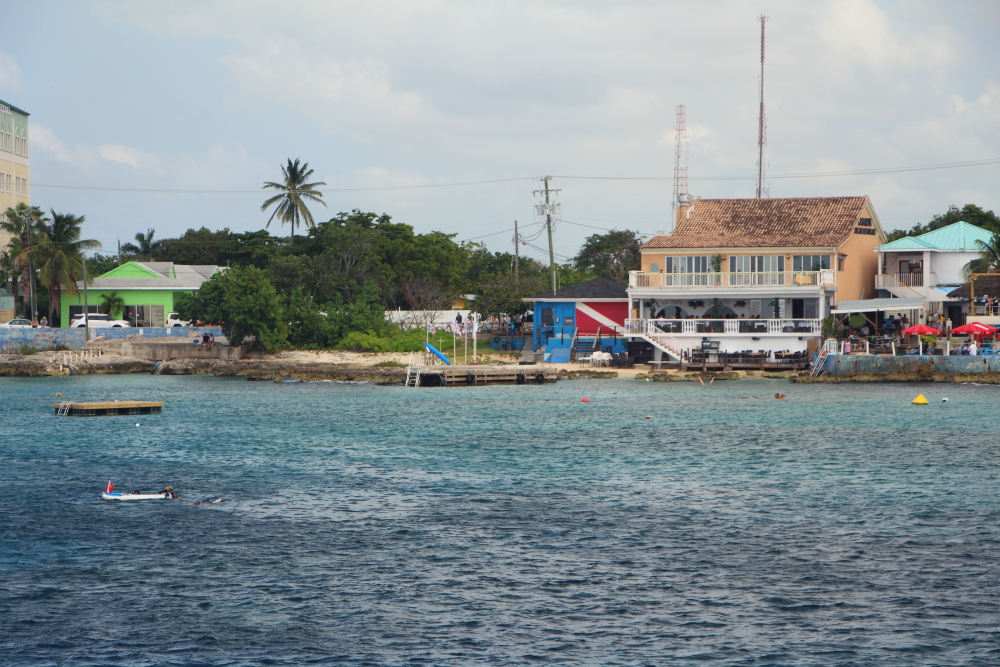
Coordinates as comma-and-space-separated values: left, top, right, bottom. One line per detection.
0, 248, 20, 311
120, 228, 161, 259
100, 290, 125, 319
961, 231, 1000, 308
261, 158, 326, 242
28, 211, 101, 326
1, 203, 46, 320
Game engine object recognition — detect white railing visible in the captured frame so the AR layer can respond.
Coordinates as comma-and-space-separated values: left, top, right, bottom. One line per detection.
875, 274, 927, 299
885, 272, 937, 287
629, 270, 833, 289
625, 318, 822, 336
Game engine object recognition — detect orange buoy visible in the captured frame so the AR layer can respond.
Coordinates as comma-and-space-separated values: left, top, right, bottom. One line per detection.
581, 398, 590, 403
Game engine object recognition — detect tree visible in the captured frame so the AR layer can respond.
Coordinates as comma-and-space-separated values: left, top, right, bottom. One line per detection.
177, 265, 288, 352
86, 253, 119, 277
473, 274, 544, 319
261, 158, 326, 241
30, 211, 101, 326
100, 291, 125, 319
120, 228, 162, 259
573, 229, 642, 283
2, 203, 46, 320
0, 248, 20, 312
963, 231, 1000, 281
884, 204, 1000, 242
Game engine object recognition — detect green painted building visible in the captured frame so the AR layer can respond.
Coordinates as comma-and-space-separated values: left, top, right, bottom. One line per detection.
61, 261, 221, 326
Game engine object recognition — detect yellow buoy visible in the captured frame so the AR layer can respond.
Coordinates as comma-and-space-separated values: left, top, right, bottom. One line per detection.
56, 393, 62, 397
912, 394, 929, 405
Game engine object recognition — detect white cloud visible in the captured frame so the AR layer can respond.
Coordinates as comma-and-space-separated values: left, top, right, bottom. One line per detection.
0, 50, 22, 90
98, 144, 148, 169
30, 123, 75, 163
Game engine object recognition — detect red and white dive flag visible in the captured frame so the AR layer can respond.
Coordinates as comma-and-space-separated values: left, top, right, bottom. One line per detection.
106, 481, 114, 493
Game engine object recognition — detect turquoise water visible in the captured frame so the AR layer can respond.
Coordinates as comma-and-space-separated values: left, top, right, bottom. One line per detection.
1, 375, 998, 665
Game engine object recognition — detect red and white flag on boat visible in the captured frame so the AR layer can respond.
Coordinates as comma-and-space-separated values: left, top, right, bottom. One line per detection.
106, 481, 114, 493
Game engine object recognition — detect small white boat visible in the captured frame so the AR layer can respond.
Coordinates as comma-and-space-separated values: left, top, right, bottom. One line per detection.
102, 491, 171, 501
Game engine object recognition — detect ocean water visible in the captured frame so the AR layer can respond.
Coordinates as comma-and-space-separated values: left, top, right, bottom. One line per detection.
1, 374, 998, 666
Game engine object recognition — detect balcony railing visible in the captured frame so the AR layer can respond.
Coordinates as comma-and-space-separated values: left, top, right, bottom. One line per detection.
625, 317, 822, 336
629, 270, 833, 289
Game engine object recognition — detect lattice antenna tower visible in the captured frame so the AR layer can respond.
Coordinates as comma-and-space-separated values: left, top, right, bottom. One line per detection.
755, 14, 769, 198
672, 104, 688, 232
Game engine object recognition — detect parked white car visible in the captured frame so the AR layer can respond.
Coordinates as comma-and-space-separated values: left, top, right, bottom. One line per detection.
166, 312, 190, 327
70, 313, 131, 328
0, 318, 33, 328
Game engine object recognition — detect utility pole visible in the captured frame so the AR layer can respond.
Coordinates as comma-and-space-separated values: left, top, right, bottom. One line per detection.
117, 239, 122, 265
672, 104, 689, 233
513, 220, 519, 281
756, 15, 769, 199
82, 258, 90, 342
27, 221, 37, 322
534, 176, 561, 294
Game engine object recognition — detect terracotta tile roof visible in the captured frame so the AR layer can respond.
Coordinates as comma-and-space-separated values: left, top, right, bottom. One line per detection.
644, 196, 871, 250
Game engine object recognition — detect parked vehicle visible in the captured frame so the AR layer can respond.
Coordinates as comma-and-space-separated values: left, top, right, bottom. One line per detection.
0, 318, 33, 328
70, 313, 130, 328
166, 312, 190, 327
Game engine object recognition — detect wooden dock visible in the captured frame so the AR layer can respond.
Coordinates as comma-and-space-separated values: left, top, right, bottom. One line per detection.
406, 364, 558, 387
52, 401, 164, 416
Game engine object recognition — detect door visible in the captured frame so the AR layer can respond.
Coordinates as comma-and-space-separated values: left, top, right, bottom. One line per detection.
150, 305, 165, 327
791, 299, 805, 319
900, 260, 922, 286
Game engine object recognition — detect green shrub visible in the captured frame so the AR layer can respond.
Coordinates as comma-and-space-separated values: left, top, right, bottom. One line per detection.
337, 328, 427, 353
373, 360, 407, 368
18, 344, 38, 355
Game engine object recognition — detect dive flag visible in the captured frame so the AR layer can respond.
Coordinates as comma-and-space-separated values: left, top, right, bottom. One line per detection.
106, 481, 114, 493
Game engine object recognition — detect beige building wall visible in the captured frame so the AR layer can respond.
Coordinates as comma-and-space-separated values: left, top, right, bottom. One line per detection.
831, 201, 884, 303
0, 99, 30, 251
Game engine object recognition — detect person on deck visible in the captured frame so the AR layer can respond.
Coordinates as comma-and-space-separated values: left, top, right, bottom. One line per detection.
161, 486, 177, 499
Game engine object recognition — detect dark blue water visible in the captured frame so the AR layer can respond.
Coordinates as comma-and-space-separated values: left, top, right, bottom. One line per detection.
1, 375, 998, 666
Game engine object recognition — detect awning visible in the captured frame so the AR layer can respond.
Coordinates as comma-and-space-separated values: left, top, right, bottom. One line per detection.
831, 297, 924, 314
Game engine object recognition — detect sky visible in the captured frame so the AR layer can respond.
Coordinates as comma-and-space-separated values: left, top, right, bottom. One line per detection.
1, 0, 998, 264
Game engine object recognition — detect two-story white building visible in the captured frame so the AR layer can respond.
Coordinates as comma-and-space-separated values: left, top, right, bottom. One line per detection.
875, 221, 994, 326
626, 196, 885, 363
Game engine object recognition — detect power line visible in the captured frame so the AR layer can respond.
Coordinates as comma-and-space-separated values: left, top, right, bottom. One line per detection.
557, 218, 651, 235
31, 176, 534, 194
26, 158, 1000, 196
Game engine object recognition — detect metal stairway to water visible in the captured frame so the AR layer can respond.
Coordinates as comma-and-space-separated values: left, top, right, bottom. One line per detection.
56, 401, 74, 415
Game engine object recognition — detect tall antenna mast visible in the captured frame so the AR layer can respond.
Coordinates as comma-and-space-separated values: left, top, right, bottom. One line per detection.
672, 104, 688, 232
756, 14, 769, 199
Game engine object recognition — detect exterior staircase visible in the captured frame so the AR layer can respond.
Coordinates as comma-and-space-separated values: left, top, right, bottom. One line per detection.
875, 274, 924, 300
627, 320, 685, 361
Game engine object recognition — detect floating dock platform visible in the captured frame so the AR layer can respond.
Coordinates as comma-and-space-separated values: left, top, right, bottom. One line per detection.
52, 401, 165, 416
405, 364, 558, 387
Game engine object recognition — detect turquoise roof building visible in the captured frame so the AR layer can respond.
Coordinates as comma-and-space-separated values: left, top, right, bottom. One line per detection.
875, 221, 996, 325
876, 221, 992, 253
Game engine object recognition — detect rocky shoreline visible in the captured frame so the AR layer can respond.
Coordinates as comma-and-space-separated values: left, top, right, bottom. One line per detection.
3, 353, 999, 384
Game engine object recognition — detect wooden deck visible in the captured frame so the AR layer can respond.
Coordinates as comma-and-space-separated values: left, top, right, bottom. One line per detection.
408, 364, 558, 387
52, 401, 165, 416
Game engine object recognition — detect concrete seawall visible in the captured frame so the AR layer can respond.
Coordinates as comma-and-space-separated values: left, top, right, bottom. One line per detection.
0, 327, 223, 352
826, 354, 1000, 376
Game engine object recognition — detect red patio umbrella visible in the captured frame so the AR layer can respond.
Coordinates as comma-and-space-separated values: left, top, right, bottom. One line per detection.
950, 322, 997, 336
900, 324, 940, 336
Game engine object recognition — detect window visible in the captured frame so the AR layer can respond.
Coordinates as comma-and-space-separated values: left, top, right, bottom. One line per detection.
792, 255, 830, 271
649, 262, 660, 272
729, 255, 784, 273
665, 256, 709, 273
838, 254, 846, 271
